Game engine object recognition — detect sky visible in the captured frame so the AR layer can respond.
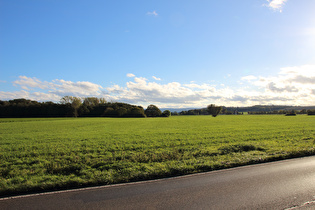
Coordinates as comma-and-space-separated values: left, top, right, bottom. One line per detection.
0, 0, 315, 108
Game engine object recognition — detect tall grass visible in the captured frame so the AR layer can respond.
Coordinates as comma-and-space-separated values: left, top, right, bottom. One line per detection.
0, 115, 314, 196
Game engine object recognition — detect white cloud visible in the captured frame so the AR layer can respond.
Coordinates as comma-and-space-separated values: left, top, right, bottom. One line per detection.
50, 79, 103, 96
13, 76, 50, 90
265, 0, 287, 12
105, 76, 216, 107
241, 64, 315, 106
133, 77, 147, 85
279, 65, 315, 77
152, 76, 161, 81
0, 90, 30, 100
1, 65, 315, 107
146, 11, 158, 16
127, 73, 135, 78
0, 89, 61, 102
3, 76, 103, 101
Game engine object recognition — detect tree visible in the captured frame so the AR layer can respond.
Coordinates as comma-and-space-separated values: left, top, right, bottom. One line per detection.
207, 104, 222, 117
285, 110, 297, 116
307, 110, 315, 115
172, 111, 179, 115
116, 107, 128, 117
60, 96, 82, 117
299, 109, 307, 114
60, 96, 82, 108
162, 110, 171, 117
103, 107, 116, 117
83, 97, 100, 107
145, 104, 162, 117
99, 98, 106, 104
82, 97, 106, 107
129, 107, 146, 117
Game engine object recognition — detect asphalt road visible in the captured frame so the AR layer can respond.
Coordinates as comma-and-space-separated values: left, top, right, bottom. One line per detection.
1, 156, 315, 210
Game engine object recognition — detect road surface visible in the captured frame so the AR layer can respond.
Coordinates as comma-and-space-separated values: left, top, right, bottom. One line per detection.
1, 156, 315, 209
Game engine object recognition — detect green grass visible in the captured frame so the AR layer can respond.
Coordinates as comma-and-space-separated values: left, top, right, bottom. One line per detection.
0, 115, 314, 196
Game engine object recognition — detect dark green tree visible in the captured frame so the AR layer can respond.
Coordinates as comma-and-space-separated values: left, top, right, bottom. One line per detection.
145, 104, 162, 117
129, 107, 146, 117
162, 110, 171, 117
103, 107, 116, 117
207, 104, 222, 117
307, 110, 315, 115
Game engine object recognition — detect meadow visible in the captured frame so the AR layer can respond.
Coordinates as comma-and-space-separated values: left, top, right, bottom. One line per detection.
0, 115, 314, 196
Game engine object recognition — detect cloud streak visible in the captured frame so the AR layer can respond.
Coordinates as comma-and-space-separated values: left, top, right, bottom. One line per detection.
146, 11, 158, 16
1, 65, 315, 108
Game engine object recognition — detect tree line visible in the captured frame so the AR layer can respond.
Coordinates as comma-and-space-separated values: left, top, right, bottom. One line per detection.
174, 105, 315, 116
173, 104, 222, 117
248, 109, 315, 115
2, 98, 312, 118
0, 97, 171, 118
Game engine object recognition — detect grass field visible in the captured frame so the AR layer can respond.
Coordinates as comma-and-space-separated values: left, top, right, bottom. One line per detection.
0, 115, 314, 196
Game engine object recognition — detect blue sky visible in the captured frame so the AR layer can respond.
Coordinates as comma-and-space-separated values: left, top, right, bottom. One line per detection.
1, 0, 315, 108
